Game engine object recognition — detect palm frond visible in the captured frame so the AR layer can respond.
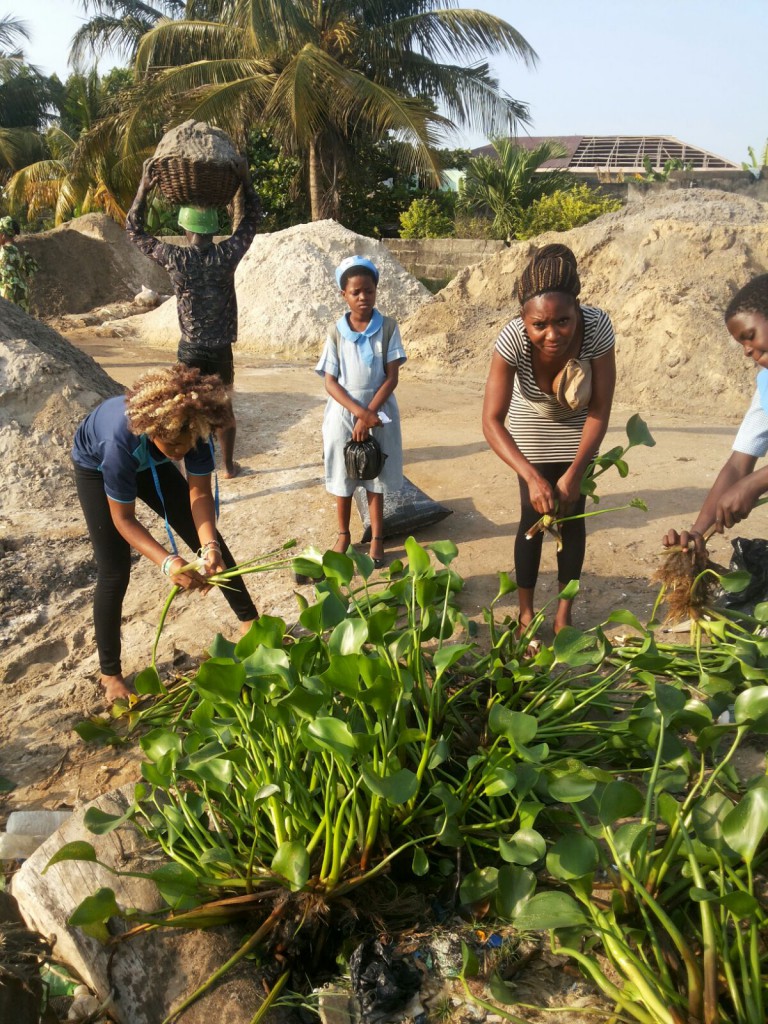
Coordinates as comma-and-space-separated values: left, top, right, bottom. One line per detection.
135, 19, 247, 74
365, 6, 537, 66
0, 14, 30, 53
0, 127, 47, 173
65, 0, 538, 222
234, 0, 315, 55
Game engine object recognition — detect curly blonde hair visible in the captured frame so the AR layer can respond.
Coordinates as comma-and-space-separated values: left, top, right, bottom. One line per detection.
126, 364, 231, 444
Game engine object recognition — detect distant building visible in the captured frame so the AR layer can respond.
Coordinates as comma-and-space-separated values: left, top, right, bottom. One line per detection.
440, 168, 465, 192
470, 135, 741, 180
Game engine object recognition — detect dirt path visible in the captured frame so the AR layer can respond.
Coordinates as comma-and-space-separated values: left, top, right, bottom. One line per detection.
1, 332, 762, 812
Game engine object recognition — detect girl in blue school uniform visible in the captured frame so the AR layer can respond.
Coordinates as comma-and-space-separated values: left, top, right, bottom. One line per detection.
72, 364, 257, 703
315, 256, 406, 567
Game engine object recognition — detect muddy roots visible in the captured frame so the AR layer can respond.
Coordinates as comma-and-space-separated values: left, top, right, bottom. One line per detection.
653, 548, 717, 623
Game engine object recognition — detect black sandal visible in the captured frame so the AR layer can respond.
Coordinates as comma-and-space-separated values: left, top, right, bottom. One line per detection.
370, 535, 386, 569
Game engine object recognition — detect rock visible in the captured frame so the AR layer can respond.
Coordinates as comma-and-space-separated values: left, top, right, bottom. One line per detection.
133, 285, 161, 307
12, 785, 293, 1024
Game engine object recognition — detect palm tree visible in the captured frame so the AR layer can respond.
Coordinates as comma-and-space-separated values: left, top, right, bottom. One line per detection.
457, 138, 572, 241
6, 71, 137, 225
70, 0, 187, 66
117, 0, 536, 220
0, 15, 56, 178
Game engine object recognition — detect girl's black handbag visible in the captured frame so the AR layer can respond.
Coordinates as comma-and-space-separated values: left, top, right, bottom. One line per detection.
344, 436, 387, 481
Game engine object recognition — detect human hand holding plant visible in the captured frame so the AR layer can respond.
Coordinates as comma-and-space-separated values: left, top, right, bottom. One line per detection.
526, 414, 656, 547
554, 468, 581, 512
527, 470, 556, 515
200, 540, 225, 577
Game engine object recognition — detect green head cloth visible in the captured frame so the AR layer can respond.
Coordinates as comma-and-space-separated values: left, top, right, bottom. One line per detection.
178, 206, 219, 234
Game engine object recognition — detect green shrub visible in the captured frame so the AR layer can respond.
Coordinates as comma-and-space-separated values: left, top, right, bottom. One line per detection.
515, 184, 623, 240
453, 211, 497, 239
399, 197, 454, 238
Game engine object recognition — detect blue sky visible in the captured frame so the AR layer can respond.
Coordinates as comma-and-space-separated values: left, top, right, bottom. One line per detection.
18, 0, 767, 164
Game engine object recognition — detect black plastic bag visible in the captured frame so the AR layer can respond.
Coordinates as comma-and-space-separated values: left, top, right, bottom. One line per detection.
722, 537, 768, 610
344, 437, 387, 481
349, 939, 421, 1024
354, 476, 452, 542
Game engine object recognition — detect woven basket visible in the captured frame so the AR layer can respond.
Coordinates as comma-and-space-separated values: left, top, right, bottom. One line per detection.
155, 157, 240, 207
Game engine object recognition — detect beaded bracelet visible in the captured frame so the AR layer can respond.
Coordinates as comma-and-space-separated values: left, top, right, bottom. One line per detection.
199, 540, 221, 557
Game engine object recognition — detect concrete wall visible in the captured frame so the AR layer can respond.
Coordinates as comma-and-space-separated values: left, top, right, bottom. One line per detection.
382, 237, 505, 285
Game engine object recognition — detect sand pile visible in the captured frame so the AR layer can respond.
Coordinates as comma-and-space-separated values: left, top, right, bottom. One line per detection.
107, 220, 431, 355
23, 214, 171, 318
0, 298, 120, 525
401, 189, 768, 417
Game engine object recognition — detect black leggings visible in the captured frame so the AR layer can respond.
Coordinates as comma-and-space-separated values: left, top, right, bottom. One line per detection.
74, 462, 258, 676
515, 461, 587, 590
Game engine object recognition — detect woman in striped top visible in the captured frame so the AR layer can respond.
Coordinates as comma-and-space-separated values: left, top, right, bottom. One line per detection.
482, 244, 616, 635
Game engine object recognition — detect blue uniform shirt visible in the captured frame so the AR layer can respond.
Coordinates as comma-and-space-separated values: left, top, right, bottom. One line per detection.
732, 384, 768, 460
72, 396, 214, 503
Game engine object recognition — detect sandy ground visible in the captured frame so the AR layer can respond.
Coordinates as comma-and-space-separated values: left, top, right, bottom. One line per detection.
1, 331, 764, 814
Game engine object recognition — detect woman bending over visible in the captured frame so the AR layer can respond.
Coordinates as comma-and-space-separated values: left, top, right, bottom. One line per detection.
482, 244, 616, 634
72, 364, 258, 702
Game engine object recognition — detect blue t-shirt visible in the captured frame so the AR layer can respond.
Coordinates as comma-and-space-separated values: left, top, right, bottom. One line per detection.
72, 396, 214, 503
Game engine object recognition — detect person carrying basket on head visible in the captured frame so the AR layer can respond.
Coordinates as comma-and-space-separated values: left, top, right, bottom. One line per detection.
126, 156, 261, 478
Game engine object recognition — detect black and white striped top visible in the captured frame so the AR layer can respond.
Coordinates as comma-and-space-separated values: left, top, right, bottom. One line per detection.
495, 305, 615, 463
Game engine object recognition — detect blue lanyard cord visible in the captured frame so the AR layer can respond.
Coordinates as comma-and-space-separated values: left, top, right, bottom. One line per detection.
209, 437, 220, 519
147, 441, 220, 558
148, 451, 179, 555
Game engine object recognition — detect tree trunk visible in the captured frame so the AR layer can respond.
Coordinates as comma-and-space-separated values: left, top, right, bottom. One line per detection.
308, 137, 323, 221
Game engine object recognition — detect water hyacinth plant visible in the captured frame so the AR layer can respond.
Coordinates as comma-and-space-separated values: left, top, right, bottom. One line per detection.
53, 536, 768, 1024
525, 413, 655, 548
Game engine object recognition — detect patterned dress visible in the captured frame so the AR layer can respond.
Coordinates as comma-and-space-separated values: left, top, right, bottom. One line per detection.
0, 243, 39, 312
125, 186, 261, 356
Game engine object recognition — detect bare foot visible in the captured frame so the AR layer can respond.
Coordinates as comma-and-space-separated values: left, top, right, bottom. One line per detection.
100, 674, 133, 704
239, 619, 257, 636
514, 613, 534, 640
333, 530, 351, 554
553, 609, 573, 634
223, 462, 241, 479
